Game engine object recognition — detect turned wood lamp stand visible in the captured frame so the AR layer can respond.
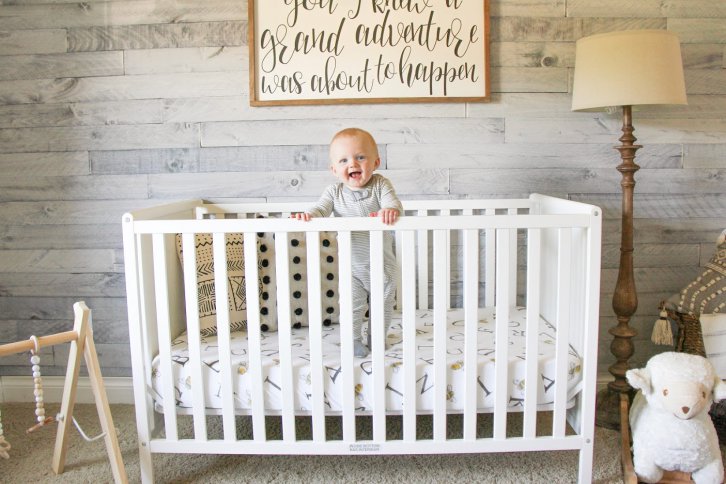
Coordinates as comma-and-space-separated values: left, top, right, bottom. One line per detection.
571, 29, 688, 430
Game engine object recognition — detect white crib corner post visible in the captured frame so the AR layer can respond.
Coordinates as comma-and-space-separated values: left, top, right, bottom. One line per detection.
121, 213, 155, 484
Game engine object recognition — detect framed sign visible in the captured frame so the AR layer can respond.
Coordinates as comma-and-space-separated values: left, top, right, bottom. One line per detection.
248, 0, 490, 106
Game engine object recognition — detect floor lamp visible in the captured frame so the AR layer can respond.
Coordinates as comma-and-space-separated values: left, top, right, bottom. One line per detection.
571, 30, 687, 430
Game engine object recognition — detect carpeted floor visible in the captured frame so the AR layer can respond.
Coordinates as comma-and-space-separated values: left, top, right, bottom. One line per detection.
1, 402, 628, 483
0, 402, 643, 483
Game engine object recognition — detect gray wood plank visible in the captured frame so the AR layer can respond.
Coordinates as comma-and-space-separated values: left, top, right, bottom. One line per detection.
4, 318, 129, 344
0, 175, 148, 201
0, 0, 245, 30
163, 95, 465, 123
506, 116, 726, 144
150, 169, 449, 198
601, 267, 703, 294
577, 18, 666, 37
492, 67, 569, 93
0, 296, 128, 321
684, 144, 726, 168
453, 168, 726, 196
68, 21, 247, 52
669, 18, 726, 43
681, 44, 725, 69
387, 142, 681, 169
685, 69, 726, 95
0, 249, 122, 272
573, 193, 726, 219
491, 41, 575, 68
0, 200, 167, 225
0, 151, 89, 176
492, 17, 578, 42
566, 0, 664, 17
90, 145, 333, 173
598, 218, 726, 245
0, 272, 126, 297
125, 46, 247, 75
0, 224, 122, 249
0, 124, 199, 152
0, 51, 123, 81
199, 146, 331, 171
491, 0, 565, 17
201, 118, 504, 147
601, 243, 700, 269
661, 1, 726, 17
0, 28, 67, 55
0, 100, 164, 128
91, 148, 201, 174
0, 72, 244, 105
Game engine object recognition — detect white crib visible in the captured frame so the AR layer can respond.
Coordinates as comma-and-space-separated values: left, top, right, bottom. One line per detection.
122, 194, 602, 483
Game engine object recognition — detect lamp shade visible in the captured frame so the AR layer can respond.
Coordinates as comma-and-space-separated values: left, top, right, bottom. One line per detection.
571, 30, 687, 111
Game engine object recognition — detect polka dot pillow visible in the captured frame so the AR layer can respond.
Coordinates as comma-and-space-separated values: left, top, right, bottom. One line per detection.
285, 231, 340, 328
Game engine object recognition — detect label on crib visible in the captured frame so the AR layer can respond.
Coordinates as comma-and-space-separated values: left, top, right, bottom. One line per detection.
349, 443, 381, 453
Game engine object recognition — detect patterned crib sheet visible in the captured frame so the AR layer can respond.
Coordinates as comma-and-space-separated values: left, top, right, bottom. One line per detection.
151, 307, 583, 414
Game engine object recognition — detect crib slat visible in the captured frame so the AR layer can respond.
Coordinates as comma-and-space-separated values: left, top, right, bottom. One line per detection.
181, 233, 208, 440
370, 230, 386, 442
152, 234, 178, 441
463, 228, 479, 440
440, 209, 451, 309
243, 232, 266, 442
553, 228, 572, 438
417, 209, 429, 310
212, 233, 237, 441
337, 231, 356, 442
523, 228, 542, 439
433, 229, 448, 441
400, 230, 417, 441
305, 231, 326, 443
484, 209, 496, 306
274, 232, 296, 443
395, 231, 402, 311
494, 229, 511, 440
508, 209, 518, 306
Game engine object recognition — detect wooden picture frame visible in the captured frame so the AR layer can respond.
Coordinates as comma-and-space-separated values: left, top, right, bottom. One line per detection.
248, 0, 490, 106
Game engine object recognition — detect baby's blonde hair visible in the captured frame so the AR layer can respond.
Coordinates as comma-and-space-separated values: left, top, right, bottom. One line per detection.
330, 128, 379, 158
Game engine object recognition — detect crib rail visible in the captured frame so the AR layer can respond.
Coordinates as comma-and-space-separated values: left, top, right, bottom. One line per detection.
122, 195, 601, 484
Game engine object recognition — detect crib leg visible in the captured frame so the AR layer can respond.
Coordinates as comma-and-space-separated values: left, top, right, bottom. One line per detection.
578, 442, 594, 483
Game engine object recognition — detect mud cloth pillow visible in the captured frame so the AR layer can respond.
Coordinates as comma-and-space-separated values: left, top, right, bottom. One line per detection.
669, 229, 726, 316
175, 232, 276, 336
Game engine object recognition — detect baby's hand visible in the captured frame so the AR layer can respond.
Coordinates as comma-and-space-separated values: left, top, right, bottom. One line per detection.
292, 213, 312, 221
370, 208, 399, 225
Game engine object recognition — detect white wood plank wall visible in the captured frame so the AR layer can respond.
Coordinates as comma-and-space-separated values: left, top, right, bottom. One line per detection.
0, 0, 724, 380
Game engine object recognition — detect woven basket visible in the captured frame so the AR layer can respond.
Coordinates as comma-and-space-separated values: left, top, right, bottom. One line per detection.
665, 306, 726, 444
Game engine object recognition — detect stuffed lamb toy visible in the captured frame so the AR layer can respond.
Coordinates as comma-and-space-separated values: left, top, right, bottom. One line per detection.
626, 352, 726, 483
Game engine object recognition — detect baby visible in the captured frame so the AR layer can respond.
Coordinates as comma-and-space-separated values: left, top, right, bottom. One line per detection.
294, 128, 402, 357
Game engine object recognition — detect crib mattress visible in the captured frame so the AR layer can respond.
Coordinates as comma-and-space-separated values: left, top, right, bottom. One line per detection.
151, 307, 582, 414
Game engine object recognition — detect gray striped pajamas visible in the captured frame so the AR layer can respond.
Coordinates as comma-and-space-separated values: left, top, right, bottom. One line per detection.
308, 174, 403, 343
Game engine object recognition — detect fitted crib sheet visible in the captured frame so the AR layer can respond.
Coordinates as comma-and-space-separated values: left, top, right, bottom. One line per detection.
151, 306, 583, 414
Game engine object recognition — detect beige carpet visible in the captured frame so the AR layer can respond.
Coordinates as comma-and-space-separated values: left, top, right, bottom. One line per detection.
0, 402, 635, 483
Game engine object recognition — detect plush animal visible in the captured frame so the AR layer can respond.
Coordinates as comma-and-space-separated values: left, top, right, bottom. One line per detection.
626, 352, 726, 483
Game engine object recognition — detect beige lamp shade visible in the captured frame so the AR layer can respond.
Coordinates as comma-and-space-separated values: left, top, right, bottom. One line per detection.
571, 30, 687, 111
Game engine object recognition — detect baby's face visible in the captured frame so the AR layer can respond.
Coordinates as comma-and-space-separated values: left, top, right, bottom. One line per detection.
329, 134, 380, 190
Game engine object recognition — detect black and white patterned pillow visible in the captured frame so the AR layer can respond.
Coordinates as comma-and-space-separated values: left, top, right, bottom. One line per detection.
175, 232, 277, 336
286, 231, 339, 328
671, 229, 726, 316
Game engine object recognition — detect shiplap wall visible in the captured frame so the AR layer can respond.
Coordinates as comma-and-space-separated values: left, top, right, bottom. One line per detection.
0, 0, 724, 381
